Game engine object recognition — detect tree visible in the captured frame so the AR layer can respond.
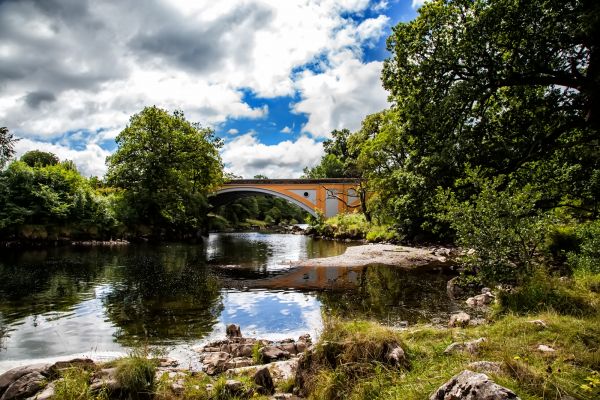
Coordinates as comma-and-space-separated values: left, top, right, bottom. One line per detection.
360, 0, 600, 238
105, 106, 224, 238
20, 150, 59, 167
0, 127, 19, 169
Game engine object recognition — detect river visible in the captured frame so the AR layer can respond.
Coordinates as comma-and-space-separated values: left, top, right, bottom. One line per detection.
0, 232, 456, 372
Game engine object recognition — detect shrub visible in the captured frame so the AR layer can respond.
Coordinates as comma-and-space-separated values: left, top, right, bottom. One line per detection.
437, 171, 552, 285
568, 219, 600, 274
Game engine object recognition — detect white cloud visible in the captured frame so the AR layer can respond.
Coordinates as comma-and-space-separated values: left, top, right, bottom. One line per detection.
1, 0, 393, 175
221, 133, 323, 178
412, 0, 427, 9
293, 54, 389, 137
14, 138, 111, 177
280, 126, 292, 134
372, 1, 389, 12
227, 128, 239, 135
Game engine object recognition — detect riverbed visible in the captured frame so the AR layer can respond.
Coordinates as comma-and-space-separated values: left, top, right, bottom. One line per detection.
0, 233, 457, 373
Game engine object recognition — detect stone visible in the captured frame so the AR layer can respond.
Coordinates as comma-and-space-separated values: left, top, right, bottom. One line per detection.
528, 320, 547, 328
90, 368, 121, 393
429, 370, 520, 400
254, 367, 275, 395
31, 382, 54, 400
200, 351, 231, 375
537, 344, 556, 353
224, 357, 255, 370
444, 338, 487, 355
467, 361, 503, 375
224, 380, 244, 396
446, 277, 464, 299
0, 365, 51, 397
448, 312, 471, 328
481, 287, 492, 294
279, 342, 297, 355
261, 346, 290, 362
157, 358, 179, 368
466, 292, 495, 307
50, 358, 95, 374
226, 324, 242, 339
227, 359, 299, 385
385, 345, 406, 367
0, 371, 45, 400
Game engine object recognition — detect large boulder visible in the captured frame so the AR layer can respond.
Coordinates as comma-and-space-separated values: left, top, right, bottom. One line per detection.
254, 367, 275, 395
0, 371, 45, 400
226, 324, 242, 339
200, 351, 231, 375
430, 370, 520, 400
0, 364, 50, 397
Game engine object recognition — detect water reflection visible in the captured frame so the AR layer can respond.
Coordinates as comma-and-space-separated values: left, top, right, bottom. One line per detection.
0, 233, 456, 368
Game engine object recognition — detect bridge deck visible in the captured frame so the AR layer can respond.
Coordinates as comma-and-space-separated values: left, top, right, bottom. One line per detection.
224, 178, 359, 185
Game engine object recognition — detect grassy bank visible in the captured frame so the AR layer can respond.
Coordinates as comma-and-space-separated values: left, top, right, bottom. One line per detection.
307, 212, 403, 242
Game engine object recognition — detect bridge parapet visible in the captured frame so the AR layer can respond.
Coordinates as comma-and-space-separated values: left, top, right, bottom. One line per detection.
213, 179, 361, 218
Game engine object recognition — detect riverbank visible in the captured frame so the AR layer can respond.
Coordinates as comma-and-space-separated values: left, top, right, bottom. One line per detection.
293, 243, 454, 269
2, 306, 598, 400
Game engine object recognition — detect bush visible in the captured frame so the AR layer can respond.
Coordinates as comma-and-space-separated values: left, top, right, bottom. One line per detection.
53, 368, 94, 400
568, 220, 600, 274
437, 171, 552, 285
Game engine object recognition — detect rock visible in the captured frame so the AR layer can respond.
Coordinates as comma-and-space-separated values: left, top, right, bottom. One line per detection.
466, 292, 495, 307
279, 342, 297, 355
261, 346, 290, 362
31, 382, 54, 400
200, 351, 231, 375
444, 338, 487, 355
447, 277, 464, 299
157, 358, 179, 368
385, 345, 406, 367
226, 324, 242, 339
528, 320, 547, 328
224, 379, 244, 396
448, 312, 471, 328
271, 394, 303, 400
0, 371, 45, 400
537, 344, 556, 353
230, 343, 255, 358
0, 365, 51, 397
254, 367, 275, 395
467, 361, 503, 375
481, 287, 492, 294
50, 358, 95, 374
90, 368, 121, 393
430, 370, 520, 400
227, 359, 299, 385
224, 357, 255, 370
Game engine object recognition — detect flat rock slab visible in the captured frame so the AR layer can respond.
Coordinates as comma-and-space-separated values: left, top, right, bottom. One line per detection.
294, 244, 451, 268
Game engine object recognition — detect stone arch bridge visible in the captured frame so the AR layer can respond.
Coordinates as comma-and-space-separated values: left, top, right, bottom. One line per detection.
211, 178, 361, 218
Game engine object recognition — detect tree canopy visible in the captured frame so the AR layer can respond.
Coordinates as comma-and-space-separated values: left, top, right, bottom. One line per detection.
20, 150, 60, 167
0, 127, 18, 169
106, 106, 224, 238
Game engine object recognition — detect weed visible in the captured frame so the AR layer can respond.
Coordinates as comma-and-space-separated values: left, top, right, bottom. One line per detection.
114, 353, 157, 398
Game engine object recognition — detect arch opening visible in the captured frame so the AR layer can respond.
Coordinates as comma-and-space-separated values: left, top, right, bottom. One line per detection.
210, 187, 317, 217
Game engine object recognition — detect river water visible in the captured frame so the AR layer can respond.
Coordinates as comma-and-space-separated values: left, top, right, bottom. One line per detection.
0, 233, 456, 372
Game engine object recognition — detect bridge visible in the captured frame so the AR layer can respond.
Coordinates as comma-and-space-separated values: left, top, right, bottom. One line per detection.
211, 178, 361, 218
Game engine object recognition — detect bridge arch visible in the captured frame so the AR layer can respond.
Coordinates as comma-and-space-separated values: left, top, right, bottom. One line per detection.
211, 187, 318, 217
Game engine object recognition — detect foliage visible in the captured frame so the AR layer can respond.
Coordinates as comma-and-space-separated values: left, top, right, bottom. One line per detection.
0, 127, 18, 169
114, 354, 157, 397
20, 150, 59, 167
494, 270, 598, 316
302, 310, 600, 400
308, 212, 401, 243
568, 219, 600, 274
0, 160, 118, 240
106, 106, 223, 239
53, 368, 94, 400
347, 0, 600, 239
437, 171, 552, 285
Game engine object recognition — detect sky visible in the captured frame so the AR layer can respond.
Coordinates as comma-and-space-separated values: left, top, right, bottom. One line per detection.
0, 0, 425, 178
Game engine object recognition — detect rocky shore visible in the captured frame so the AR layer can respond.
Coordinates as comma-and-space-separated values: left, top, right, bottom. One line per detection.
293, 243, 454, 268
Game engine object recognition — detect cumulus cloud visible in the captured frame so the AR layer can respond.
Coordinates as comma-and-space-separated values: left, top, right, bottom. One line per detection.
280, 126, 292, 134
221, 133, 323, 178
14, 138, 111, 177
227, 128, 240, 135
293, 54, 389, 137
0, 0, 393, 174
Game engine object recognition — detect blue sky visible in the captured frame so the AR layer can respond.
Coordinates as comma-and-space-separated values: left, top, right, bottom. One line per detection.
0, 0, 423, 178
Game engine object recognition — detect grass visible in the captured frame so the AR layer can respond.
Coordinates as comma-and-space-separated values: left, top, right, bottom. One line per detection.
310, 212, 402, 242
299, 309, 600, 400
113, 353, 157, 398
